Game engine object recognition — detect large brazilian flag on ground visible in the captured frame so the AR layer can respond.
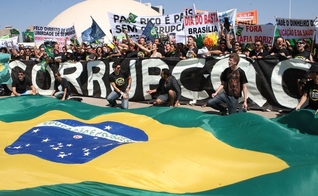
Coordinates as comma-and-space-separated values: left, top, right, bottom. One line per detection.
1, 95, 318, 195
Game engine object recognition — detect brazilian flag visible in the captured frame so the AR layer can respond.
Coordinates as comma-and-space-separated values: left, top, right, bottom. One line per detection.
126, 12, 138, 23
44, 45, 54, 58
1, 96, 318, 195
0, 53, 11, 84
10, 28, 19, 35
23, 31, 34, 42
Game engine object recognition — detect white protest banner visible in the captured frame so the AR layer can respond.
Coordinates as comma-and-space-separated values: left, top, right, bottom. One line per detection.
107, 4, 196, 42
33, 25, 76, 50
235, 25, 275, 45
0, 36, 19, 50
276, 17, 315, 39
218, 8, 237, 26
108, 12, 183, 41
184, 11, 219, 35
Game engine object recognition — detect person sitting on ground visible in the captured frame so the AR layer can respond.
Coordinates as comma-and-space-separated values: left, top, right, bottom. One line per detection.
296, 63, 318, 113
146, 68, 181, 107
205, 53, 248, 115
11, 70, 37, 96
106, 63, 132, 109
50, 72, 71, 100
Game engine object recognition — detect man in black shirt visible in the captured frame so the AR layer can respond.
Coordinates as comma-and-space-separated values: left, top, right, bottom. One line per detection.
51, 72, 71, 100
249, 40, 269, 59
296, 63, 318, 113
146, 68, 181, 107
206, 53, 248, 115
106, 63, 132, 109
11, 70, 37, 96
289, 39, 314, 62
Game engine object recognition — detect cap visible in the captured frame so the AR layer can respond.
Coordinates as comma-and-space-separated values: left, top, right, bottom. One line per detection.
108, 43, 115, 50
67, 49, 73, 53
297, 39, 305, 44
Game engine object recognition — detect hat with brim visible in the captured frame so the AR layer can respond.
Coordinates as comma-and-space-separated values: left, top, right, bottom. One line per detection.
107, 43, 115, 50
309, 63, 318, 72
67, 49, 73, 54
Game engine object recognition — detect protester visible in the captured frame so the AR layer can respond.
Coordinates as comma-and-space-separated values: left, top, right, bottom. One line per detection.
181, 35, 198, 59
11, 69, 37, 96
270, 36, 289, 59
205, 53, 248, 115
296, 63, 318, 112
51, 72, 71, 100
146, 68, 181, 107
106, 63, 132, 109
249, 40, 269, 59
288, 39, 314, 62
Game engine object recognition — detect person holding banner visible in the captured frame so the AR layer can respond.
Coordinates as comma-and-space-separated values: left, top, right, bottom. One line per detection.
296, 63, 318, 113
181, 35, 198, 59
249, 40, 269, 59
289, 39, 314, 62
106, 63, 132, 109
269, 36, 289, 59
206, 53, 248, 115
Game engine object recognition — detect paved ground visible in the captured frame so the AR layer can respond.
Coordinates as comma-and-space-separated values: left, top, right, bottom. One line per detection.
79, 96, 286, 119
0, 93, 286, 118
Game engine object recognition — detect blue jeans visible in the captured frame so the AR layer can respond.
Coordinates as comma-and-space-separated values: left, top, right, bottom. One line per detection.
206, 91, 238, 114
106, 91, 129, 109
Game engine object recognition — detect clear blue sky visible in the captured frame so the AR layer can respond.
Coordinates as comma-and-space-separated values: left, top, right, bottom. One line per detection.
1, 0, 317, 33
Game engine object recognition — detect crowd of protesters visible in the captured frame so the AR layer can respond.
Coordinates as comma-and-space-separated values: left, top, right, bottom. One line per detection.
1, 24, 318, 113
1, 25, 318, 64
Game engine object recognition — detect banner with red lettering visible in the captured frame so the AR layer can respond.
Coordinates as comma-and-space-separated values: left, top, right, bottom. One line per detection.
184, 11, 219, 35
33, 25, 76, 51
235, 25, 275, 45
275, 17, 315, 39
236, 10, 258, 25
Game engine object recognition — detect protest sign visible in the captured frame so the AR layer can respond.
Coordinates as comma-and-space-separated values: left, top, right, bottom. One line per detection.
235, 25, 275, 45
107, 5, 196, 42
0, 36, 18, 50
33, 25, 76, 51
184, 11, 219, 35
236, 10, 258, 25
276, 17, 315, 39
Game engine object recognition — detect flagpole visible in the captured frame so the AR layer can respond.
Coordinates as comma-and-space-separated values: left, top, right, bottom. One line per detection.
288, 0, 291, 18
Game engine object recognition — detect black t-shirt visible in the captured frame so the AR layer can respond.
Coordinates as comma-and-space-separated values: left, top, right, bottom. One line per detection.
303, 80, 318, 110
185, 47, 198, 58
54, 78, 71, 96
292, 50, 311, 61
269, 47, 289, 56
109, 70, 130, 92
126, 50, 138, 58
221, 67, 248, 98
249, 49, 269, 58
12, 77, 33, 93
